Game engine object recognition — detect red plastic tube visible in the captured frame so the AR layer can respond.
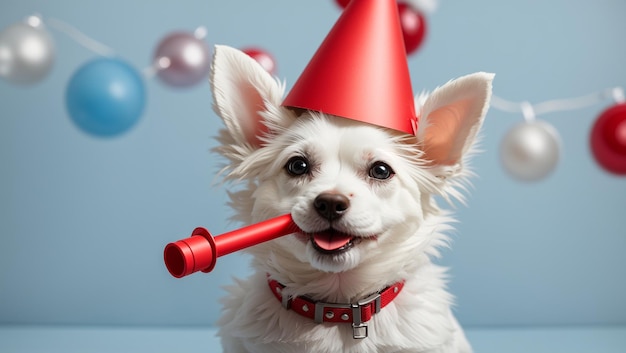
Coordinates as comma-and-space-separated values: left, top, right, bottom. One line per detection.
164, 214, 297, 278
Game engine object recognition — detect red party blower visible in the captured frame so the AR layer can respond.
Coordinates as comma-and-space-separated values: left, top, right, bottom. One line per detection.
164, 214, 297, 278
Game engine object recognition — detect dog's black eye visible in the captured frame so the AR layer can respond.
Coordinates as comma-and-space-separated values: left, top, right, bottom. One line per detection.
285, 156, 310, 176
369, 161, 394, 180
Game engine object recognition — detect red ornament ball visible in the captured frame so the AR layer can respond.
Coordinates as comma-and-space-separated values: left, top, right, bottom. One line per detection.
242, 47, 276, 75
398, 2, 427, 55
335, 1, 427, 55
590, 103, 626, 175
334, 0, 351, 9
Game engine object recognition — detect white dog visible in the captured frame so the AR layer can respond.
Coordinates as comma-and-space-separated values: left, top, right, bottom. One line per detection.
210, 45, 493, 353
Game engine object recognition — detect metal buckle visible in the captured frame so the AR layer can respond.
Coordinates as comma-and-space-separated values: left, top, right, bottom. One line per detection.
358, 292, 382, 314
352, 323, 368, 339
351, 292, 381, 339
350, 303, 367, 339
281, 293, 291, 310
313, 292, 382, 339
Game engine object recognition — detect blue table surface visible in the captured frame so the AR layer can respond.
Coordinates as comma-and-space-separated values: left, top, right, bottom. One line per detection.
1, 325, 624, 352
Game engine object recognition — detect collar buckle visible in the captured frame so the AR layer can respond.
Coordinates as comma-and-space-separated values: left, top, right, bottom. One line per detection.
352, 321, 368, 339
311, 292, 381, 339
351, 292, 381, 339
351, 303, 368, 339
358, 292, 382, 314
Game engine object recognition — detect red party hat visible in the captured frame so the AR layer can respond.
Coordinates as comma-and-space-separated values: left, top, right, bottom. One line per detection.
282, 0, 417, 135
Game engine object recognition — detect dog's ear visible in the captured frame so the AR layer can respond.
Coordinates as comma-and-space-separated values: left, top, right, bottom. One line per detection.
210, 45, 294, 153
415, 72, 494, 180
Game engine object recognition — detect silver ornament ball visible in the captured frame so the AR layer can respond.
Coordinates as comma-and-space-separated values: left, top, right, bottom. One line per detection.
0, 21, 55, 85
500, 120, 561, 181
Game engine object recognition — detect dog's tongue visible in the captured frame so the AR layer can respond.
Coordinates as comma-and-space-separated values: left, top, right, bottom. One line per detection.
312, 231, 352, 251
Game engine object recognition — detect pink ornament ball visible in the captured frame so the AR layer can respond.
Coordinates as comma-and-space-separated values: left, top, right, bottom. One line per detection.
153, 31, 211, 87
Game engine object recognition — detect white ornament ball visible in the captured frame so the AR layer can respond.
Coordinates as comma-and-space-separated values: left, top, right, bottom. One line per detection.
0, 21, 55, 85
500, 120, 561, 181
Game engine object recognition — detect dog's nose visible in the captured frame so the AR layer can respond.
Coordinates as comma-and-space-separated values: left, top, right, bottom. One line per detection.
314, 193, 350, 221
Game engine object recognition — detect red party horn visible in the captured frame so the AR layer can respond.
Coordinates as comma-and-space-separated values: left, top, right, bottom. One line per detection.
164, 214, 297, 278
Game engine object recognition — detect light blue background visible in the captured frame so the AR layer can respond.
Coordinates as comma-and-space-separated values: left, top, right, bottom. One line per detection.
1, 0, 625, 329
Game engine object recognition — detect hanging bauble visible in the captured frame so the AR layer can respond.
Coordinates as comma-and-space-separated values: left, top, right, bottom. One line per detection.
153, 31, 211, 87
335, 0, 351, 8
590, 103, 626, 175
398, 2, 427, 55
241, 47, 276, 75
0, 19, 55, 85
66, 57, 145, 137
500, 120, 561, 181
334, 1, 427, 55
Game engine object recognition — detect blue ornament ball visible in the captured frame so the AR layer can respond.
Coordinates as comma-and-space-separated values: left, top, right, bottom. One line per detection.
66, 57, 145, 137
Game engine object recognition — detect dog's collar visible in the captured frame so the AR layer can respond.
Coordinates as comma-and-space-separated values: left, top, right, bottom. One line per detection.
268, 277, 404, 339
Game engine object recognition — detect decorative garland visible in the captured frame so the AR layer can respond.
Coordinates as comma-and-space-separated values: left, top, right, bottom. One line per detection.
338, 0, 626, 178
0, 14, 275, 138
491, 90, 626, 179
1, 5, 624, 180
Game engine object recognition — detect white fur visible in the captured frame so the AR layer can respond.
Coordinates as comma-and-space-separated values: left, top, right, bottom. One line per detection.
210, 45, 493, 353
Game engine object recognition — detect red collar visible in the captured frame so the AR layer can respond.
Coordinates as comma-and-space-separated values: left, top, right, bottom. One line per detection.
268, 277, 404, 339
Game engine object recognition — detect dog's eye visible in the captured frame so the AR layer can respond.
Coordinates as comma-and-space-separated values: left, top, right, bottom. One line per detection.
285, 156, 310, 176
369, 161, 394, 180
